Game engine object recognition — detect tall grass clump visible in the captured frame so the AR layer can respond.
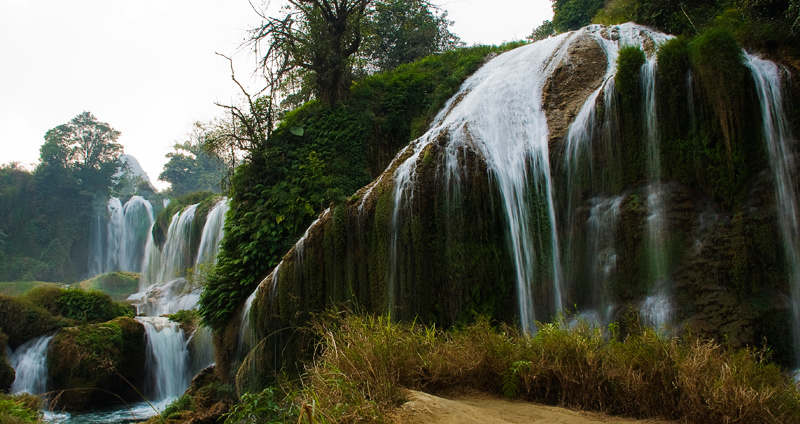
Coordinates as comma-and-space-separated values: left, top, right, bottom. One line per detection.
271, 312, 800, 423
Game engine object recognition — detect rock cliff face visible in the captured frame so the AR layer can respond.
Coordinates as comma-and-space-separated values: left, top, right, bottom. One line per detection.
226, 23, 800, 382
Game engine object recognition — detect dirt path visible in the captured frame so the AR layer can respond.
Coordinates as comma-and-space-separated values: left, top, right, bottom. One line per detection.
394, 390, 674, 424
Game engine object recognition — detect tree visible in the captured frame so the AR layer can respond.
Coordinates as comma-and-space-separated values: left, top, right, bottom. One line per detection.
38, 111, 123, 194
551, 0, 605, 32
159, 126, 227, 197
250, 0, 372, 106
361, 0, 461, 72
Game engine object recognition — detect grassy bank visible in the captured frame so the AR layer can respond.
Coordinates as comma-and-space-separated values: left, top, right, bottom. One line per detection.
227, 313, 800, 423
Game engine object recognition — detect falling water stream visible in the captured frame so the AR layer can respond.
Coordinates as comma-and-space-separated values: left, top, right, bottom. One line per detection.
746, 54, 800, 368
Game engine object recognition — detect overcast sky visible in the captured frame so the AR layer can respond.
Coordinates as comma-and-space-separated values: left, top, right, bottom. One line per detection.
0, 0, 552, 190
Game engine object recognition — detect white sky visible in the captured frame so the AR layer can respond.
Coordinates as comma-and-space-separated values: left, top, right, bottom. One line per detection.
0, 0, 552, 190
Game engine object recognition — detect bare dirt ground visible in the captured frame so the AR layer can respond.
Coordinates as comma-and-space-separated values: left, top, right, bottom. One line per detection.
393, 390, 675, 424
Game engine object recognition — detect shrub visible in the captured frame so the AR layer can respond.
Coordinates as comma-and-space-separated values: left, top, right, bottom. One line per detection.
162, 394, 195, 419
277, 313, 800, 423
615, 46, 646, 101
56, 288, 133, 323
0, 394, 41, 424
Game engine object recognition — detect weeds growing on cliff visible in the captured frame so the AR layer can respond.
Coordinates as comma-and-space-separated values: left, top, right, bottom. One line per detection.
271, 312, 800, 423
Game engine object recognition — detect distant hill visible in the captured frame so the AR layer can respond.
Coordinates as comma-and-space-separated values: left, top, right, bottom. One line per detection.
119, 154, 152, 184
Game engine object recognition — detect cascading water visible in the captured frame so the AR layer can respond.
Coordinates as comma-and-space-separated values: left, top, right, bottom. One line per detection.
639, 56, 674, 329
385, 33, 582, 332
587, 196, 623, 323
197, 199, 229, 265
746, 54, 800, 368
139, 317, 191, 403
8, 335, 53, 395
87, 196, 154, 277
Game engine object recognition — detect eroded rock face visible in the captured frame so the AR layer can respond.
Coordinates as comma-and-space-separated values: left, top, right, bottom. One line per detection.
543, 33, 608, 148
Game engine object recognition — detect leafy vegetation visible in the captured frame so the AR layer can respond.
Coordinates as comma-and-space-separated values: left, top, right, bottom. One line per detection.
0, 393, 42, 424
159, 137, 226, 197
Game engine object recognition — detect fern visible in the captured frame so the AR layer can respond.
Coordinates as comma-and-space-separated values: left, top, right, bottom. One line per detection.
501, 360, 532, 398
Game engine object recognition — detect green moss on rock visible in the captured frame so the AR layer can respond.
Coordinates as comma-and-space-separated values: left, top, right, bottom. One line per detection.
47, 317, 145, 411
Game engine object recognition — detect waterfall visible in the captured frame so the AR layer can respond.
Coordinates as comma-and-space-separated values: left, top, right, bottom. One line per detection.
640, 57, 674, 329
136, 204, 200, 316
139, 317, 190, 402
746, 54, 800, 368
587, 196, 623, 323
196, 199, 229, 265
87, 196, 154, 277
9, 335, 54, 395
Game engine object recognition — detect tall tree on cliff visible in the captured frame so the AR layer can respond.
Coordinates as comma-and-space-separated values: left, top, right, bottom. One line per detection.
250, 0, 371, 106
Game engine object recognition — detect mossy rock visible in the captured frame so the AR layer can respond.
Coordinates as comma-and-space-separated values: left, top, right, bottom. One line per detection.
47, 317, 146, 411
0, 296, 63, 349
0, 331, 15, 393
72, 272, 141, 302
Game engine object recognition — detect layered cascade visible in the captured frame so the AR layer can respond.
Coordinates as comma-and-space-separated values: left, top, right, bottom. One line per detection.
130, 197, 229, 404
7, 197, 229, 415
238, 22, 800, 379
87, 196, 154, 278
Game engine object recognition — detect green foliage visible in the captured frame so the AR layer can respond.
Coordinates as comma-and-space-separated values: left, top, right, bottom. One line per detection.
162, 394, 195, 419
0, 394, 42, 424
529, 20, 555, 41
591, 0, 800, 46
38, 111, 123, 196
361, 0, 462, 72
223, 388, 296, 424
56, 288, 133, 322
615, 46, 646, 100
592, 0, 638, 25
159, 139, 226, 197
551, 0, 605, 32
0, 295, 62, 348
47, 316, 146, 410
168, 309, 198, 325
501, 360, 532, 398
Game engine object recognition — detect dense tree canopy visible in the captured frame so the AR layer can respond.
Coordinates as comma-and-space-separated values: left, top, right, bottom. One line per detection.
159, 137, 226, 197
38, 111, 123, 195
361, 0, 461, 71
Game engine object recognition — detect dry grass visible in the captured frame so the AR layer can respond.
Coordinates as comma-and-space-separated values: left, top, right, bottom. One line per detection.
288, 312, 800, 424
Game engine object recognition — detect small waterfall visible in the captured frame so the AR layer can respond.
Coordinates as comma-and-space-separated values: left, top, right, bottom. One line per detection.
587, 196, 623, 323
196, 198, 229, 265
640, 57, 673, 329
746, 54, 800, 367
87, 196, 154, 277
136, 204, 200, 315
139, 317, 190, 402
9, 335, 54, 395
121, 196, 155, 272
148, 204, 198, 287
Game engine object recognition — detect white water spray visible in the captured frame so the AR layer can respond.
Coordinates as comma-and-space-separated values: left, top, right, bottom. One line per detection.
9, 335, 53, 395
139, 317, 190, 403
746, 54, 800, 367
